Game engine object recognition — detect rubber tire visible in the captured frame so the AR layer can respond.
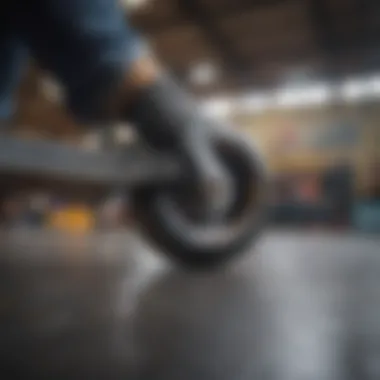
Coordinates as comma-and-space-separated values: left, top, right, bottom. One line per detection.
132, 129, 269, 269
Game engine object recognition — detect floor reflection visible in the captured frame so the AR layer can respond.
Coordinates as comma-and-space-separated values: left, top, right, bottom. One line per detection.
0, 230, 378, 379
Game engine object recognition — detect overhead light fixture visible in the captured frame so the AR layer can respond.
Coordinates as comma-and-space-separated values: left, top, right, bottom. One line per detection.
237, 93, 271, 113
199, 72, 380, 118
341, 76, 380, 102
368, 75, 380, 94
341, 79, 369, 101
201, 97, 233, 118
275, 83, 332, 108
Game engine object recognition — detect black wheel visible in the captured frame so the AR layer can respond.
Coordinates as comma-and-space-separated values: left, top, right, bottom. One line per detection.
132, 128, 269, 269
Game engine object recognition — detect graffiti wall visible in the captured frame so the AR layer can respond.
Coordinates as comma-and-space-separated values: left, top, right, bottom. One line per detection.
235, 102, 379, 193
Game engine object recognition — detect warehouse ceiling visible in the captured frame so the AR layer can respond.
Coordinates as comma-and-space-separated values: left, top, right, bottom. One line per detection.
130, 0, 380, 95
13, 0, 380, 137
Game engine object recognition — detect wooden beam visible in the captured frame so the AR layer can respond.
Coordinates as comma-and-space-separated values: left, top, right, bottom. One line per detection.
137, 0, 290, 35
176, 0, 250, 78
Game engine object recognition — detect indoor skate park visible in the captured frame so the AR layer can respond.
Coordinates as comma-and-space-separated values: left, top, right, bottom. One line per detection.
0, 0, 380, 379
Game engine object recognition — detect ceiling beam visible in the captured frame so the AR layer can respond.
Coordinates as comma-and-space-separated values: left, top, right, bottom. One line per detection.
176, 0, 250, 77
137, 0, 289, 35
309, 0, 337, 54
221, 0, 289, 17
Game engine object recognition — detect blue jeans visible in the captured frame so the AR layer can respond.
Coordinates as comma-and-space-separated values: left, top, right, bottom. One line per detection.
0, 0, 145, 122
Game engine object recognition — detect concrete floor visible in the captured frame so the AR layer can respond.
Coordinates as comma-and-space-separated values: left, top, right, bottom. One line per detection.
0, 229, 379, 379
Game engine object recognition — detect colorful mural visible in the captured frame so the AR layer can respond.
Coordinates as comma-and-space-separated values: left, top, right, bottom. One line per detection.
309, 121, 360, 150
272, 119, 361, 153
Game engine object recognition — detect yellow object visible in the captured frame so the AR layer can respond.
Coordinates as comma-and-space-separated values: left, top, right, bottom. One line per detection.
48, 206, 95, 234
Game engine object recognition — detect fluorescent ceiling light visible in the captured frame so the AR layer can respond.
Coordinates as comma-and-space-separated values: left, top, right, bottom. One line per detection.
237, 93, 272, 113
275, 84, 332, 108
200, 73, 380, 118
341, 79, 370, 101
341, 76, 380, 101
369, 76, 380, 94
201, 97, 233, 118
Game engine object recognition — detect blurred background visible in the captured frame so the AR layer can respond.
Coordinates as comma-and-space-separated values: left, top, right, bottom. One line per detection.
0, 1, 380, 379
2, 0, 379, 232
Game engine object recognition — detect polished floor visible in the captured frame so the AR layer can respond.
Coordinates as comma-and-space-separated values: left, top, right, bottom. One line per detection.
0, 229, 379, 380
